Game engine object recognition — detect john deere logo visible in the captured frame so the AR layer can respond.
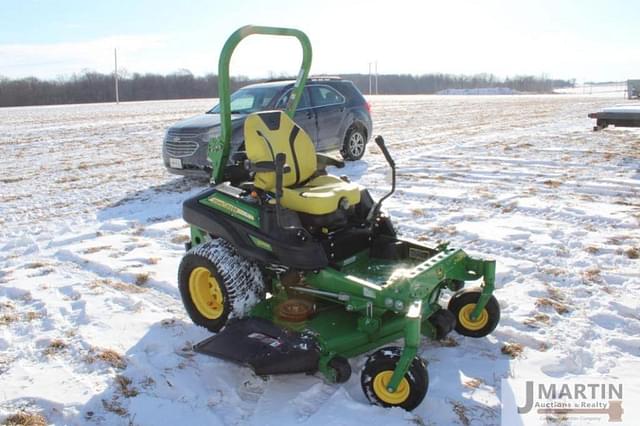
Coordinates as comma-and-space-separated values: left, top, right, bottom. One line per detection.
209, 197, 255, 222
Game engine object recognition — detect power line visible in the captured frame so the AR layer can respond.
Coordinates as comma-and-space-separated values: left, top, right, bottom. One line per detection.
114, 48, 119, 104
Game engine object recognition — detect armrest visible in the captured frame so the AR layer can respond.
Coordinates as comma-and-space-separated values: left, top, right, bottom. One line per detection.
316, 153, 345, 170
245, 160, 291, 174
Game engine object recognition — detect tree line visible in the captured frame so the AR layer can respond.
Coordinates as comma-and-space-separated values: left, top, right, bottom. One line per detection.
0, 70, 574, 107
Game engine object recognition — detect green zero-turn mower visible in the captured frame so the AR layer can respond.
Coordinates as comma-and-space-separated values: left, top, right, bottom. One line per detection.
178, 25, 500, 411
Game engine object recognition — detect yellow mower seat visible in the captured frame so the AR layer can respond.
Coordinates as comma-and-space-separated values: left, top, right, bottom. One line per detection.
245, 111, 360, 215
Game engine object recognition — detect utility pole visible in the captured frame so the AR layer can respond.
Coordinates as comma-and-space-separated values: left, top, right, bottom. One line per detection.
374, 61, 378, 95
114, 48, 119, 104
368, 62, 372, 95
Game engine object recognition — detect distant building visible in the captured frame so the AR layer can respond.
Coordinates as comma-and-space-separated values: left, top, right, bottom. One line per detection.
628, 80, 640, 99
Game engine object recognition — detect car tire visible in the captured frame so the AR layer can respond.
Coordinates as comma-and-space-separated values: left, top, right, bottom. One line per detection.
340, 126, 367, 161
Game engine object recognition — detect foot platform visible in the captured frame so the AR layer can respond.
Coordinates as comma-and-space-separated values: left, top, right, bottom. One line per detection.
194, 317, 320, 375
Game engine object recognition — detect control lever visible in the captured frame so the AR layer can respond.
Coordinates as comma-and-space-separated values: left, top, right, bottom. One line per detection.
367, 136, 396, 223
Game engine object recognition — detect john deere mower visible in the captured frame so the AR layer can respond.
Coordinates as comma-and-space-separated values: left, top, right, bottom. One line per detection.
177, 25, 500, 411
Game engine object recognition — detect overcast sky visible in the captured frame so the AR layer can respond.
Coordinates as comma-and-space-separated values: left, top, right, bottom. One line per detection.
1, 0, 638, 82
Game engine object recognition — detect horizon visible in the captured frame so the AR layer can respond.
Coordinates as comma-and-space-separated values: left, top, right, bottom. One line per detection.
1, 0, 638, 83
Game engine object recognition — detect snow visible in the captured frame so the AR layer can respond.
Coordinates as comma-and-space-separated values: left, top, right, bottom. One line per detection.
1, 95, 639, 425
602, 104, 640, 114
436, 87, 518, 95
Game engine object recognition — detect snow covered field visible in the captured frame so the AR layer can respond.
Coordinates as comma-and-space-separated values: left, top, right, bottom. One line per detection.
1, 95, 639, 425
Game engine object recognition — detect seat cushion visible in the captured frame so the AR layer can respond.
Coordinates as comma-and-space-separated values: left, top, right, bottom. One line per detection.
280, 175, 361, 215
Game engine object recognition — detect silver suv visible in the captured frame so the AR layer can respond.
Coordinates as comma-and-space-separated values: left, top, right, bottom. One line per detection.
163, 77, 372, 178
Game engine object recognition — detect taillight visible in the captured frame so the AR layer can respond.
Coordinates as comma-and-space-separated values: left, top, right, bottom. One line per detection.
365, 101, 371, 113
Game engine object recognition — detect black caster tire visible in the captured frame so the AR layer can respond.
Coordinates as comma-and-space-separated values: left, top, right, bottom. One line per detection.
328, 356, 352, 384
428, 309, 457, 340
448, 288, 500, 338
361, 346, 428, 411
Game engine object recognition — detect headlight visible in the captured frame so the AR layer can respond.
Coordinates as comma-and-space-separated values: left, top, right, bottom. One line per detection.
202, 127, 221, 142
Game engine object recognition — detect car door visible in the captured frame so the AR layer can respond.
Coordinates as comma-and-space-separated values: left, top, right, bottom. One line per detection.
308, 85, 346, 150
274, 88, 317, 143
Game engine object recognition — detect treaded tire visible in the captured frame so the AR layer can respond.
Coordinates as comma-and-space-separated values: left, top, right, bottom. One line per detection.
448, 288, 500, 338
428, 309, 457, 340
340, 126, 367, 161
328, 356, 352, 384
361, 346, 428, 411
178, 239, 265, 332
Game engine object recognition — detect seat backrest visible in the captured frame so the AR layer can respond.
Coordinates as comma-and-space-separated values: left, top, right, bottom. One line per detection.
245, 111, 317, 191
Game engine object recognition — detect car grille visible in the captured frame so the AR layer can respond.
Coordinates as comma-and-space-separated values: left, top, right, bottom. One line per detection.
165, 130, 201, 157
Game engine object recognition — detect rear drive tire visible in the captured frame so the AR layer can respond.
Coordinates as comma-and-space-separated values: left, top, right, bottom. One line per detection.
340, 126, 367, 160
178, 239, 265, 332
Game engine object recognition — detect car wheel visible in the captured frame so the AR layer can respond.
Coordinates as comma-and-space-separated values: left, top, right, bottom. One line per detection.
341, 126, 366, 161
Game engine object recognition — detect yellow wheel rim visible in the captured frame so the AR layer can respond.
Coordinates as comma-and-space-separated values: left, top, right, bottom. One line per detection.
188, 266, 224, 320
458, 303, 489, 331
372, 371, 410, 405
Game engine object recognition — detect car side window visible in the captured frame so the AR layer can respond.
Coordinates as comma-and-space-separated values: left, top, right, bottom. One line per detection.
309, 86, 345, 107
275, 88, 310, 110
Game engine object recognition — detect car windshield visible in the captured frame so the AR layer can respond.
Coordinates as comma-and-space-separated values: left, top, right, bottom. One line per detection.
208, 86, 281, 114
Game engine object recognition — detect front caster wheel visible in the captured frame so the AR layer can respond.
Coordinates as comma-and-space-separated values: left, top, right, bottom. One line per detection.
361, 347, 428, 411
328, 356, 352, 383
448, 288, 500, 338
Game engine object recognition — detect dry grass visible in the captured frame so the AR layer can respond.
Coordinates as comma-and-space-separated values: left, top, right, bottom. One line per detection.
410, 208, 425, 217
524, 313, 550, 327
171, 234, 190, 244
450, 401, 470, 426
23, 262, 47, 269
463, 378, 483, 389
582, 267, 602, 284
501, 342, 524, 358
3, 411, 47, 426
43, 339, 67, 356
546, 286, 565, 302
87, 348, 127, 369
55, 175, 80, 184
438, 336, 459, 347
625, 247, 639, 259
146, 257, 160, 265
115, 375, 139, 398
607, 236, 628, 246
536, 298, 570, 315
0, 177, 25, 184
89, 278, 145, 294
543, 180, 562, 188
584, 245, 600, 254
541, 266, 566, 277
134, 272, 150, 286
429, 225, 458, 236
0, 313, 19, 326
83, 245, 111, 254
25, 311, 44, 321
101, 398, 127, 416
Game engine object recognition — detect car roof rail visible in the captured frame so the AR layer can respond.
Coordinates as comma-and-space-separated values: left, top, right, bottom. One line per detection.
264, 77, 296, 83
309, 75, 342, 81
